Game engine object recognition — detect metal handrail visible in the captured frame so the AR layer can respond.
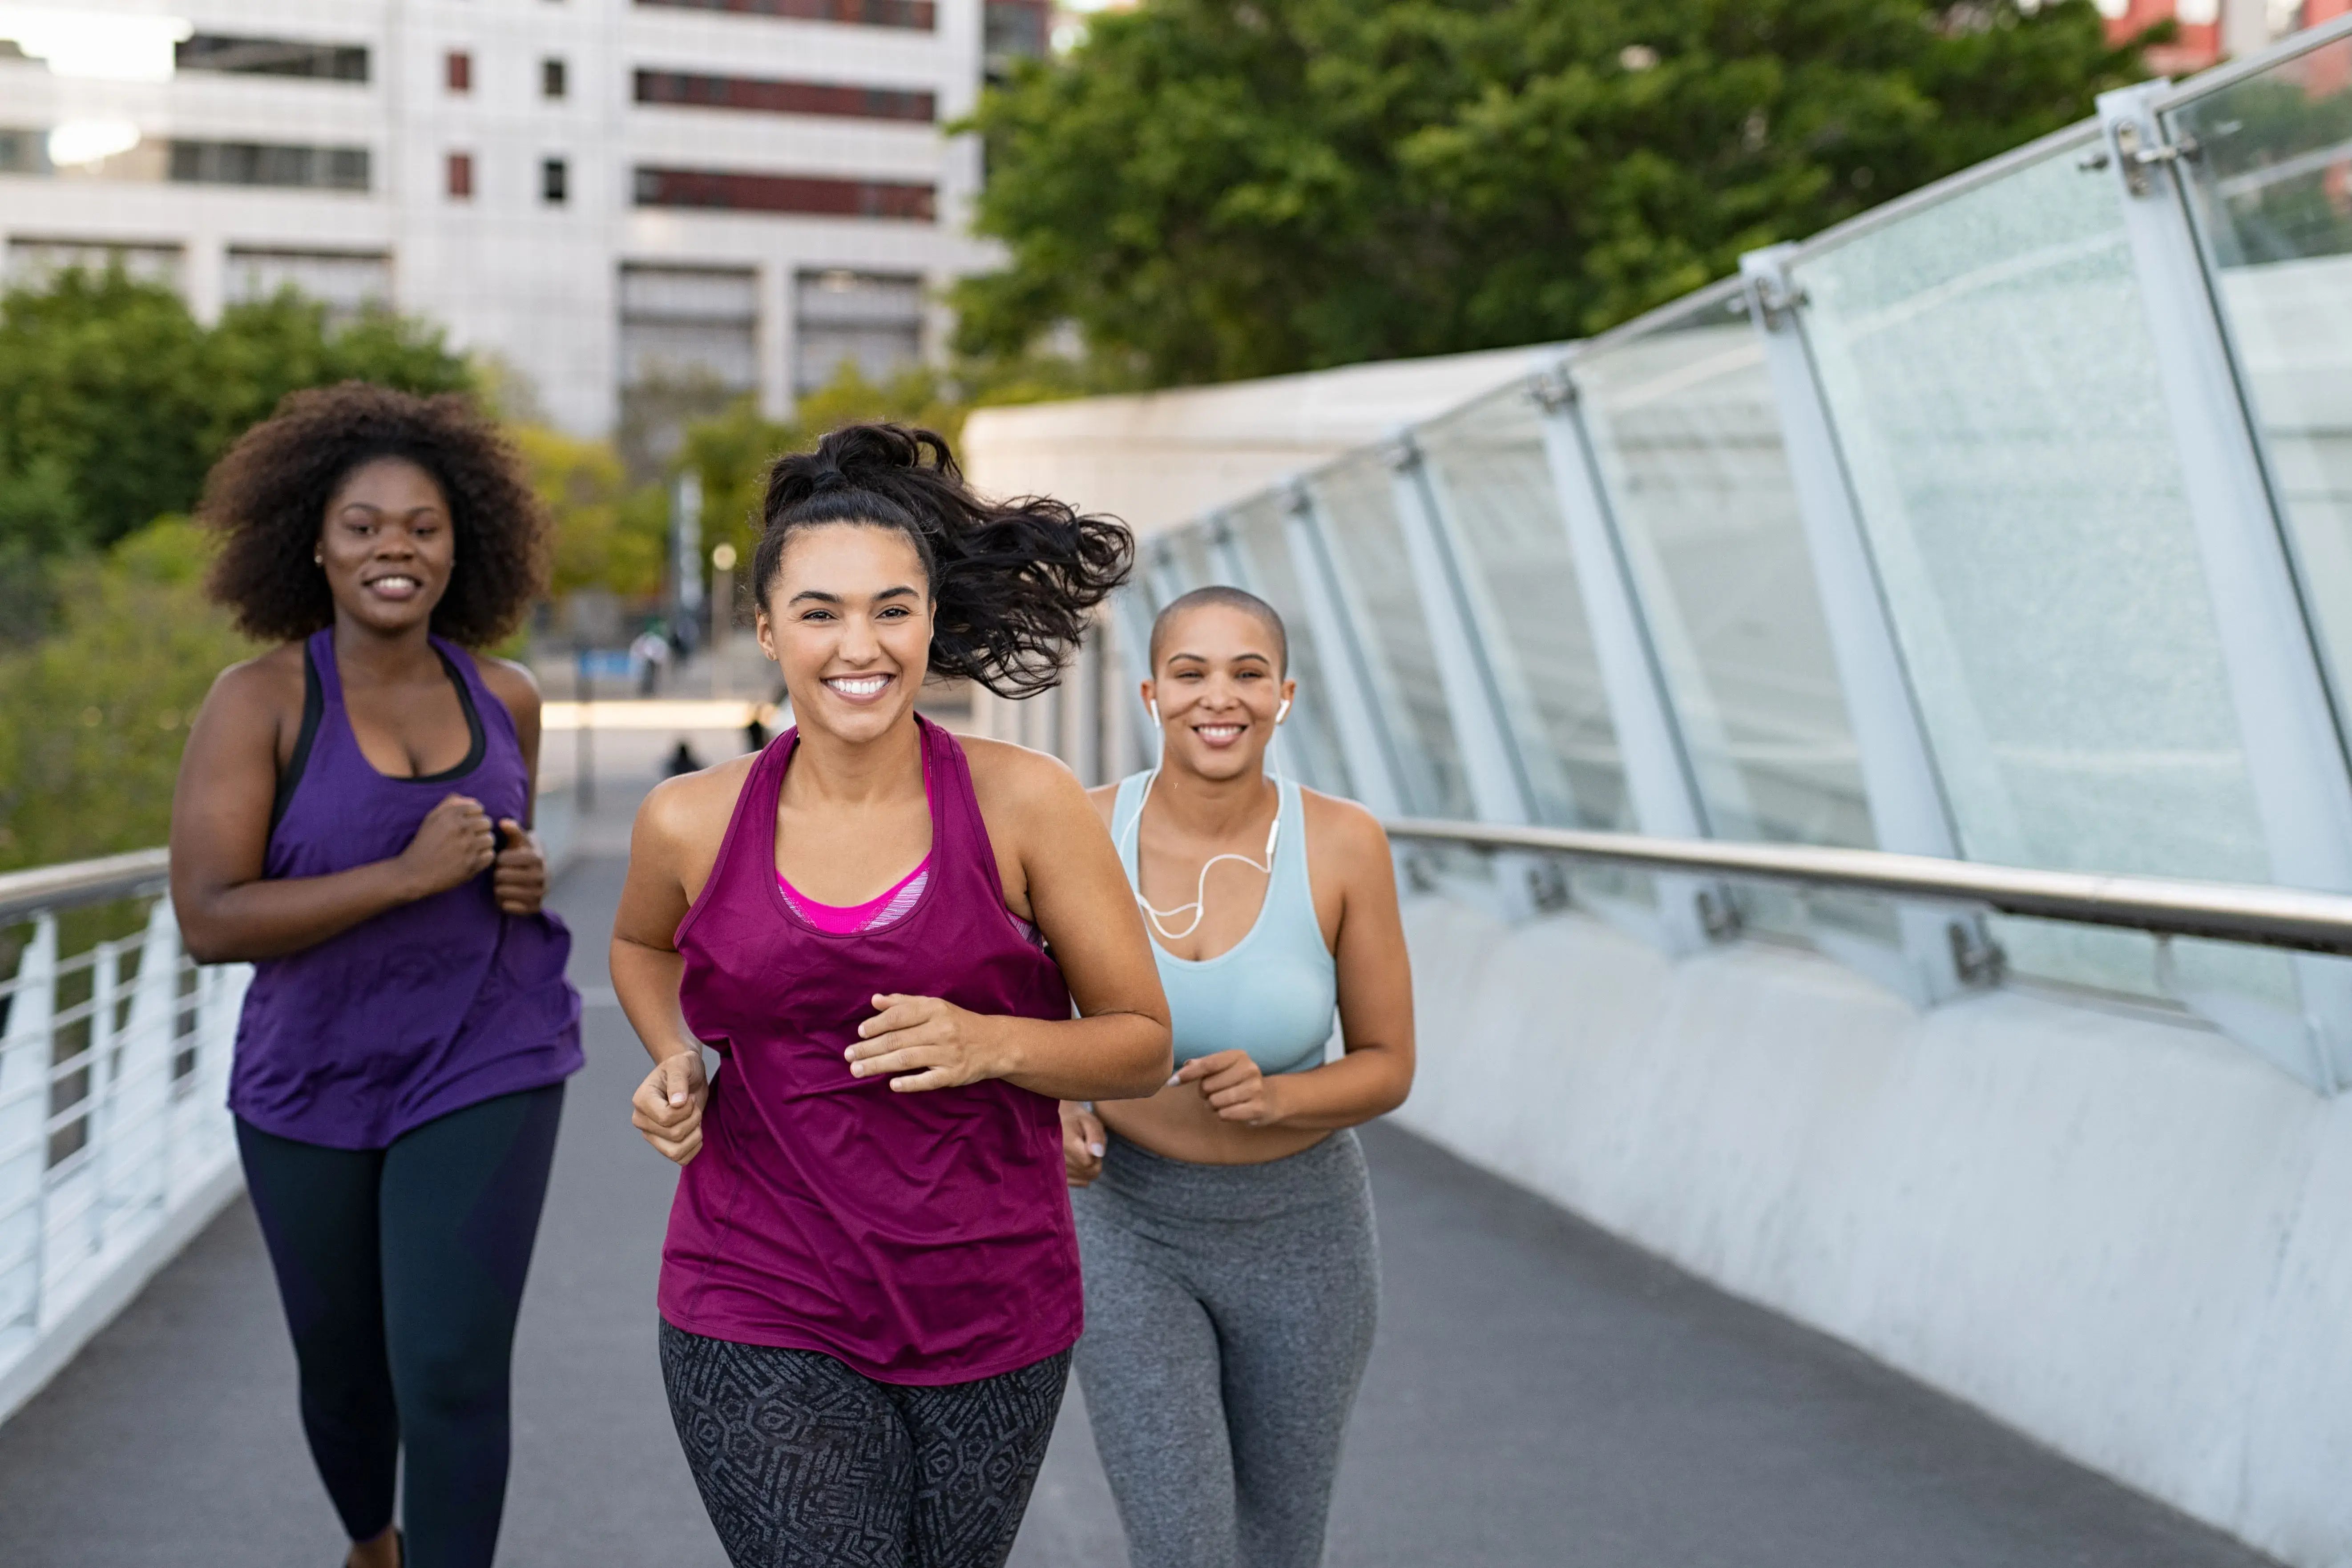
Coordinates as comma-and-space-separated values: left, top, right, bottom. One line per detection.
0, 849, 171, 925
1384, 818, 2352, 957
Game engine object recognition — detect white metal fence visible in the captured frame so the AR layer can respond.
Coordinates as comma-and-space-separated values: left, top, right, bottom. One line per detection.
0, 854, 247, 1423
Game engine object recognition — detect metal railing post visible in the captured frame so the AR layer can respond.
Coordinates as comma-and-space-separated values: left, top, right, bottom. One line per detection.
1737, 245, 1990, 1005
1281, 487, 1409, 818
2097, 79, 2352, 1091
88, 940, 120, 1249
1531, 371, 1733, 952
1383, 434, 1536, 826
119, 900, 176, 1217
0, 915, 57, 1337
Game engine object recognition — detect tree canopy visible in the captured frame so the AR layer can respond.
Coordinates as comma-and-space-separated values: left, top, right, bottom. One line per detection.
954, 0, 2152, 387
0, 267, 472, 558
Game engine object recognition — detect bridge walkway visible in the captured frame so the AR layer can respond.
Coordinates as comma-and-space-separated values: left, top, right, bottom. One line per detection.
0, 848, 2276, 1567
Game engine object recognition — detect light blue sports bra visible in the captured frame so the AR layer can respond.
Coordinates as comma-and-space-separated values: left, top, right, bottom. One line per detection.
1112, 771, 1337, 1076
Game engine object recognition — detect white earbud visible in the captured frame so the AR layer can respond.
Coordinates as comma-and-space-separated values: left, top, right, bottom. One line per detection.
1275, 696, 1291, 723
1148, 696, 1159, 725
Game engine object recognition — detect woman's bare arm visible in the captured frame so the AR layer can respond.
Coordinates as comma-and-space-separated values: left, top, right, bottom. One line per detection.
851, 744, 1172, 1102
169, 656, 494, 963
479, 657, 550, 914
609, 770, 733, 1067
614, 762, 751, 1165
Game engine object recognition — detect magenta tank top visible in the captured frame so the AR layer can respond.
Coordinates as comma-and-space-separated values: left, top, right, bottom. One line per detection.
659, 715, 1081, 1383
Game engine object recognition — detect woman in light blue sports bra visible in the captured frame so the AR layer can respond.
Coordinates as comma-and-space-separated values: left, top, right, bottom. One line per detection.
1065, 585, 1417, 1568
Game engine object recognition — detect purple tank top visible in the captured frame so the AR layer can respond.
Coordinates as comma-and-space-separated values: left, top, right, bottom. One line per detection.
230, 629, 583, 1149
659, 716, 1081, 1384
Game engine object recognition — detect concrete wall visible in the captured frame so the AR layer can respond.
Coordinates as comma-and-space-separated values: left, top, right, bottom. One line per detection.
1392, 890, 2352, 1568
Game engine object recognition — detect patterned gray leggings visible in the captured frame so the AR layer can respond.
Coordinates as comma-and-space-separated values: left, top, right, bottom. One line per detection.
658, 1321, 1069, 1568
1073, 1129, 1380, 1568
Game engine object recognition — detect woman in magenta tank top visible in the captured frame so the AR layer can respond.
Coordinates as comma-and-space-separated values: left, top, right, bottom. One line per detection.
170, 385, 581, 1568
611, 423, 1171, 1568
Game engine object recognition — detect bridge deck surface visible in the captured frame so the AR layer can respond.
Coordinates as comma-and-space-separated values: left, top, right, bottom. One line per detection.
0, 851, 2277, 1567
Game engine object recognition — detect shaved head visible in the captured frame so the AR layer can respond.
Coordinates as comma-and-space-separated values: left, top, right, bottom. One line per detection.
1149, 585, 1288, 675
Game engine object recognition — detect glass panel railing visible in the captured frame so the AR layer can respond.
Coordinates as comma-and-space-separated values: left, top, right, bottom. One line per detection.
1307, 450, 1472, 818
1140, 536, 1191, 612
2166, 36, 2352, 749
1172, 531, 1218, 597
1571, 284, 1873, 855
1416, 381, 1629, 831
1788, 132, 2294, 1014
1215, 498, 1356, 797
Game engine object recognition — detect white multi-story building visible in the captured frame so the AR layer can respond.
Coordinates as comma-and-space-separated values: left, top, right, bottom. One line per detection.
0, 0, 1049, 434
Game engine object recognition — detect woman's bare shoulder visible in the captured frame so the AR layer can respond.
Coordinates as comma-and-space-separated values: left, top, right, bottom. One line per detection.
197, 642, 308, 733
1300, 787, 1392, 862
960, 734, 1083, 802
960, 735, 1101, 858
635, 752, 759, 849
473, 654, 541, 718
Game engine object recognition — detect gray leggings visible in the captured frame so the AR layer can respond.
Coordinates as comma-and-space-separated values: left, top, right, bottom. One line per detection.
1072, 1129, 1379, 1568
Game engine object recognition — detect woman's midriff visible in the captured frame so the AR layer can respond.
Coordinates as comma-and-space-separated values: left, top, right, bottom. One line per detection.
1098, 1081, 1330, 1166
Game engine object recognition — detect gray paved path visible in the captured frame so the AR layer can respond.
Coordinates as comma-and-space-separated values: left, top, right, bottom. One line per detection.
0, 849, 2279, 1567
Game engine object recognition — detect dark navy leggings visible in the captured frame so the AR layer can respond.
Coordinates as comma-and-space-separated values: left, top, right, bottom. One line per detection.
237, 1084, 565, 1568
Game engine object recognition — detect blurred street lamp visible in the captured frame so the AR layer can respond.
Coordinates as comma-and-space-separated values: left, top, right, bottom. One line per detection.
710, 541, 737, 660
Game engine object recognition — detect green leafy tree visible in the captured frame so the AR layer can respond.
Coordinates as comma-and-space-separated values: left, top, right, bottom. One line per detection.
515, 424, 670, 599
0, 268, 472, 557
0, 519, 251, 872
955, 0, 2153, 386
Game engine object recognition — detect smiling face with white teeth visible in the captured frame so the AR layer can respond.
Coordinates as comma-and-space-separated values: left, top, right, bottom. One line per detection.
1144, 602, 1295, 786
316, 456, 454, 637
757, 523, 934, 747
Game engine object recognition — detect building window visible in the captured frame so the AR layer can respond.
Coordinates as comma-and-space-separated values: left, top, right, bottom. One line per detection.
542, 157, 568, 205
169, 141, 370, 191
619, 264, 761, 394
226, 249, 392, 326
983, 0, 1048, 76
543, 58, 567, 99
633, 167, 934, 221
631, 0, 935, 32
795, 270, 921, 395
447, 152, 474, 200
446, 51, 472, 93
0, 127, 52, 175
177, 35, 369, 81
634, 69, 933, 122
6, 239, 186, 295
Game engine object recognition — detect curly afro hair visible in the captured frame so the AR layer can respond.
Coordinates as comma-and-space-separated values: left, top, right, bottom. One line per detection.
199, 381, 550, 646
757, 422, 1133, 698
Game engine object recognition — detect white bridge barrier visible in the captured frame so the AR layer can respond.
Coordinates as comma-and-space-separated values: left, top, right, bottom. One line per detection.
1391, 891, 2352, 1568
0, 862, 247, 1427
0, 786, 577, 1427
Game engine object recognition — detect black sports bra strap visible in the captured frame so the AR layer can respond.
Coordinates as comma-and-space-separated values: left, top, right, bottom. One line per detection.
269, 646, 326, 834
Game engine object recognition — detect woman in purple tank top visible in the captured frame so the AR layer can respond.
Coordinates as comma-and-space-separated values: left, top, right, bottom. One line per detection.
612, 423, 1172, 1568
171, 385, 581, 1568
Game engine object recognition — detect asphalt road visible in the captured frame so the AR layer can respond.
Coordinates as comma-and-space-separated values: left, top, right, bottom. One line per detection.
0, 849, 2280, 1568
